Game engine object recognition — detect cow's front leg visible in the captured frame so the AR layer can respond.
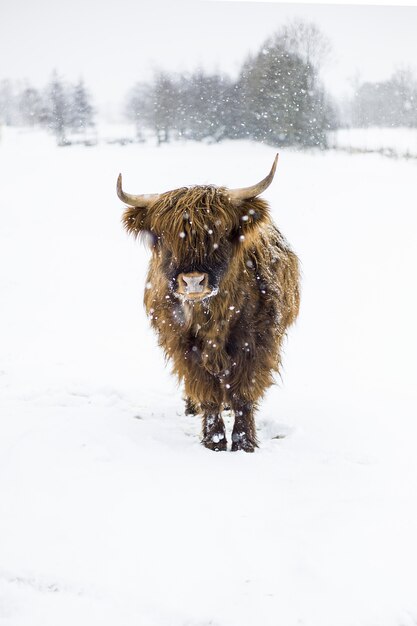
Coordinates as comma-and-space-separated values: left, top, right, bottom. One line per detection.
231, 400, 258, 452
184, 396, 199, 415
201, 402, 227, 451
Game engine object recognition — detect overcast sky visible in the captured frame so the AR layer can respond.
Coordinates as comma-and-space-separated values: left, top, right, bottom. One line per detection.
1, 0, 417, 116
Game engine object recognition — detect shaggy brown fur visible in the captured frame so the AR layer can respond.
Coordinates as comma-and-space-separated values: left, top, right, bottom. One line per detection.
122, 184, 300, 452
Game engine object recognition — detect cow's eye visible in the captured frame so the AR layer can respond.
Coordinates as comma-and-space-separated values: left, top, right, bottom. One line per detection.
228, 228, 243, 243
143, 230, 159, 248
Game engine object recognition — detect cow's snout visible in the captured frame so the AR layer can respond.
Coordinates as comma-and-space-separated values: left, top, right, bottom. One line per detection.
176, 272, 211, 300
181, 274, 205, 292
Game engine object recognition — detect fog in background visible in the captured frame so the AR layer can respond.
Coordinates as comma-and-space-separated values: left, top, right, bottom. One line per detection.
1, 1, 417, 109
1, 1, 417, 154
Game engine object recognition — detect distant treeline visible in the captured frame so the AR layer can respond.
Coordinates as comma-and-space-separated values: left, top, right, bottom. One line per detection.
1, 20, 417, 148
126, 21, 337, 148
349, 68, 417, 128
0, 72, 95, 145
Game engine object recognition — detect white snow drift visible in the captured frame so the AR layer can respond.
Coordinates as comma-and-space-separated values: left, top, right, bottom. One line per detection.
1, 128, 417, 626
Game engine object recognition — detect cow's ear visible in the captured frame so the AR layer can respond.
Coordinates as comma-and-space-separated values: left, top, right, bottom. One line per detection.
122, 206, 150, 238
236, 198, 270, 234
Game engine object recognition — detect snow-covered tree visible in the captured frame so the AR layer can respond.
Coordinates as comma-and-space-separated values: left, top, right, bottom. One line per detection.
69, 79, 95, 133
43, 71, 71, 145
0, 79, 17, 125
351, 69, 417, 128
126, 81, 152, 140
237, 36, 334, 147
174, 70, 234, 142
18, 85, 43, 126
125, 20, 336, 148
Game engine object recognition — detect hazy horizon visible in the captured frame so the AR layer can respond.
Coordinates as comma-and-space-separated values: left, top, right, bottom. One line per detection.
1, 1, 417, 119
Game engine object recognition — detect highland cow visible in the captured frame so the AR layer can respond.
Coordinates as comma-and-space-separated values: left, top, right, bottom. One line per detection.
117, 155, 300, 452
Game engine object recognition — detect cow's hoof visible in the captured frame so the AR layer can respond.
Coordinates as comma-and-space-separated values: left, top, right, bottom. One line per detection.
184, 398, 199, 416
231, 442, 255, 453
202, 433, 227, 451
231, 433, 256, 453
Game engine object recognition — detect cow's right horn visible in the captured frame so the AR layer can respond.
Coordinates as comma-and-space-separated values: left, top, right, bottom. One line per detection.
228, 154, 279, 202
117, 174, 160, 207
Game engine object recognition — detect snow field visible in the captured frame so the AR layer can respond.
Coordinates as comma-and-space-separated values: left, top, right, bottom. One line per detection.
329, 126, 417, 158
1, 128, 417, 626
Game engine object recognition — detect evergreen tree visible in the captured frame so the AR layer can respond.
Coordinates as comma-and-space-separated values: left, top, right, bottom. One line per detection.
18, 85, 43, 126
124, 20, 336, 148
175, 70, 233, 142
0, 79, 16, 125
69, 79, 95, 133
152, 71, 177, 145
238, 35, 333, 147
44, 71, 70, 145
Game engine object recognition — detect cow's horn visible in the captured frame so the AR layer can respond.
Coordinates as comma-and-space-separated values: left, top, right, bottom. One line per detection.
117, 174, 160, 207
228, 154, 279, 202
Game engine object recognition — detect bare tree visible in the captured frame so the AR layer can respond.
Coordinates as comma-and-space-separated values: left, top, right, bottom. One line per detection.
351, 67, 417, 127
0, 79, 17, 125
278, 19, 331, 74
124, 19, 336, 148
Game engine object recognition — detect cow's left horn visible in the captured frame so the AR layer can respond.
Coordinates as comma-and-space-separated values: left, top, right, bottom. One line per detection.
228, 154, 279, 202
117, 173, 160, 207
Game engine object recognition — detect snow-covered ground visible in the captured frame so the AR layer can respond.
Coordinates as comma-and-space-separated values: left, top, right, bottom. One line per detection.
1, 128, 417, 626
329, 126, 417, 158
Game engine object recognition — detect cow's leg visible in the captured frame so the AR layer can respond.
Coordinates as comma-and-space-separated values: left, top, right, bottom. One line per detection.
182, 361, 226, 450
201, 402, 227, 451
230, 400, 258, 453
184, 397, 199, 415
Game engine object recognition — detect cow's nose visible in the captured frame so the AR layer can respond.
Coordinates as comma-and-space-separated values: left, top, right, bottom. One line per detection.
182, 275, 204, 291
177, 272, 209, 295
